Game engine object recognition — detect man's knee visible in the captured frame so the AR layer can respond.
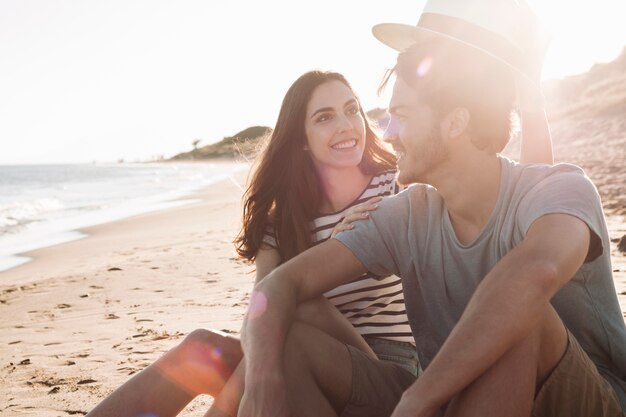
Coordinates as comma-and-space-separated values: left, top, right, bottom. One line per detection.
536, 306, 568, 386
283, 323, 312, 368
491, 307, 567, 388
283, 322, 355, 411
178, 329, 243, 370
282, 322, 346, 375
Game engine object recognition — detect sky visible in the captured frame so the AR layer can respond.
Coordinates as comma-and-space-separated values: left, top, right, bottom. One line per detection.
1, 0, 625, 165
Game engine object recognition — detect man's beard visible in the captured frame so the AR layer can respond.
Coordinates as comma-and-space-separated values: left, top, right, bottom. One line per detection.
396, 124, 449, 187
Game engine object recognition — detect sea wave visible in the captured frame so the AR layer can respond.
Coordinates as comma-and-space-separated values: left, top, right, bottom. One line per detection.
0, 198, 65, 234
0, 162, 249, 276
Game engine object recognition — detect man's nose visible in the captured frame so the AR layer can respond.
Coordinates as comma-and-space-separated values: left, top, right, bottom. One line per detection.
383, 117, 399, 143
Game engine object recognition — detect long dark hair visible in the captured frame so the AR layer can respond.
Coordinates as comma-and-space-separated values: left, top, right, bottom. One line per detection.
234, 70, 396, 263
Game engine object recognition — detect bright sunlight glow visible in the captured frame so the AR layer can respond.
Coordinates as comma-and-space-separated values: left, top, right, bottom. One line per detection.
0, 0, 623, 164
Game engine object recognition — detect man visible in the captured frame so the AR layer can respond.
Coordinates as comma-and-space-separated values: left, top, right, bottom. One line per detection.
238, 1, 626, 416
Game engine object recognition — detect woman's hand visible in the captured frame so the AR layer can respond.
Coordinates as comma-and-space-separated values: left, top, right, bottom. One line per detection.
331, 196, 383, 238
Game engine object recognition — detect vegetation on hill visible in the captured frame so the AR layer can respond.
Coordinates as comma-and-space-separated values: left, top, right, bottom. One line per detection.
169, 126, 271, 161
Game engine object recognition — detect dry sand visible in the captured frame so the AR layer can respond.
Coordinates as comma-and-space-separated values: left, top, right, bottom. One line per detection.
1, 168, 625, 417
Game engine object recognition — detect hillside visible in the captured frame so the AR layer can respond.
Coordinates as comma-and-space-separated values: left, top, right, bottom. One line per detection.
504, 46, 626, 215
169, 126, 271, 161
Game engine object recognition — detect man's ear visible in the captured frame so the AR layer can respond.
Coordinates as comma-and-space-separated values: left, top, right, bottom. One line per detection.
442, 107, 470, 139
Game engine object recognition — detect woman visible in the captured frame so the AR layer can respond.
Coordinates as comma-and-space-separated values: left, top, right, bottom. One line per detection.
236, 70, 416, 361
86, 70, 553, 417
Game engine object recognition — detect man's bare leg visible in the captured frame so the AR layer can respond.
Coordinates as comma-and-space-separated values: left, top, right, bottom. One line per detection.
88, 296, 372, 417
294, 297, 376, 357
208, 322, 354, 417
283, 322, 355, 417
204, 361, 246, 417
86, 329, 243, 417
204, 297, 373, 417
444, 306, 568, 417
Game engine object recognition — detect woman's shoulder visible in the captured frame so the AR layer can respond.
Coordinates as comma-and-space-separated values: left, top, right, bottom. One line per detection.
364, 169, 399, 197
371, 168, 397, 182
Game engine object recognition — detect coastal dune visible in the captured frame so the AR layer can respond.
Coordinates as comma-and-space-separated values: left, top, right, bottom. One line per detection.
0, 167, 625, 416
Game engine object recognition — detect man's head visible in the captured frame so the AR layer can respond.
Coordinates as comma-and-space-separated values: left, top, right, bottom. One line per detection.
381, 40, 517, 185
372, 0, 547, 185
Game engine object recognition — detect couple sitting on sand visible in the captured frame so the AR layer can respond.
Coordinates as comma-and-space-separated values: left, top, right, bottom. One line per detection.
88, 0, 626, 416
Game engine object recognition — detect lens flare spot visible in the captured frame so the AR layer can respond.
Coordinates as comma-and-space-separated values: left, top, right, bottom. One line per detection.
211, 346, 223, 360
247, 290, 268, 319
416, 57, 432, 78
384, 117, 400, 140
155, 337, 232, 396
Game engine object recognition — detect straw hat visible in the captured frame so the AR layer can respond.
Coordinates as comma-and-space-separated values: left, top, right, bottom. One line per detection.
372, 0, 549, 108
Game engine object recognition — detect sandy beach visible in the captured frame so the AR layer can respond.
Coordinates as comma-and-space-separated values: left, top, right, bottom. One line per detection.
0, 168, 253, 416
1, 167, 625, 416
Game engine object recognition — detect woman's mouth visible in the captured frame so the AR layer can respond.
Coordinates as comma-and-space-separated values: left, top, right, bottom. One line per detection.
331, 139, 358, 150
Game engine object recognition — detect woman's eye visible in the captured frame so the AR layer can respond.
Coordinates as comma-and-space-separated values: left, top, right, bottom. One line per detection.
316, 114, 332, 123
347, 106, 360, 116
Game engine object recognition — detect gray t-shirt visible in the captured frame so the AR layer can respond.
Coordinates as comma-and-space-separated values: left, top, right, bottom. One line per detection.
335, 156, 626, 406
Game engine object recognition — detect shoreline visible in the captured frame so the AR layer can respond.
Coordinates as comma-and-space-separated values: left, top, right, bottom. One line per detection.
0, 160, 249, 278
0, 167, 251, 286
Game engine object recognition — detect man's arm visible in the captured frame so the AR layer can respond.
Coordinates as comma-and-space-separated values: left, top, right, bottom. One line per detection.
393, 213, 591, 417
519, 110, 553, 165
238, 239, 367, 417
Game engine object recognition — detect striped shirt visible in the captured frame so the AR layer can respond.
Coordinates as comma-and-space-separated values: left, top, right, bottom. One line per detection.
264, 170, 414, 344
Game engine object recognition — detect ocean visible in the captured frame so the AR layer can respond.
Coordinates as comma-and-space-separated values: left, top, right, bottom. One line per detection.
0, 162, 248, 273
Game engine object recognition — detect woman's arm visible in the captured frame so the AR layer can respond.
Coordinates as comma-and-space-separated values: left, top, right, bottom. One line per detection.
519, 110, 553, 165
254, 246, 281, 283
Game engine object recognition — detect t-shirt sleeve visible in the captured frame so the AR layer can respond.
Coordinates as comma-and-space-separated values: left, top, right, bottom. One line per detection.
333, 192, 409, 278
261, 226, 278, 249
517, 166, 605, 262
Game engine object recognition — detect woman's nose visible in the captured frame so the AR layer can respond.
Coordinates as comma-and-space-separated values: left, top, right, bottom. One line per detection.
336, 114, 354, 132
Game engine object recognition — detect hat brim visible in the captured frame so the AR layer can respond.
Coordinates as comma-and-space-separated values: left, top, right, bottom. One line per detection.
372, 23, 542, 105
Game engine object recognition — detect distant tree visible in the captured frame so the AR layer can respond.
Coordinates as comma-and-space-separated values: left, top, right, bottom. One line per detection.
192, 138, 201, 150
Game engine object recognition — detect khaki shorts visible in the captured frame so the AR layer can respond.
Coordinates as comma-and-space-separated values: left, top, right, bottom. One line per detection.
341, 331, 624, 417
533, 330, 624, 417
340, 344, 417, 417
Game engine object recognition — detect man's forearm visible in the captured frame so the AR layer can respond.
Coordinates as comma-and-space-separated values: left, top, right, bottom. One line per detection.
405, 260, 555, 411
242, 273, 298, 380
402, 214, 589, 413
520, 110, 553, 165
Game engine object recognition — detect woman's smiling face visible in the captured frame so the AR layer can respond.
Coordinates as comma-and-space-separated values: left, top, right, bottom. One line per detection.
304, 80, 366, 172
